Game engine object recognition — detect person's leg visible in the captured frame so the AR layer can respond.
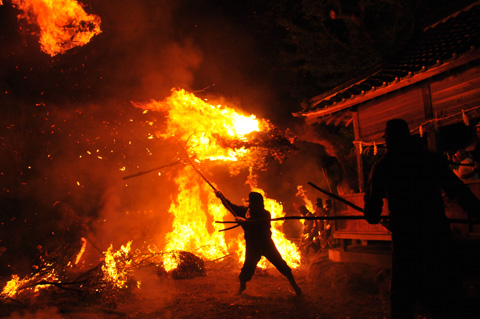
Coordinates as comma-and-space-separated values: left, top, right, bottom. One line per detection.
391, 247, 418, 319
238, 244, 261, 294
264, 240, 302, 295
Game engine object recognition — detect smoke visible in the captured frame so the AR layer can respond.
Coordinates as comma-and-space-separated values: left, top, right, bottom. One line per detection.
0, 0, 329, 292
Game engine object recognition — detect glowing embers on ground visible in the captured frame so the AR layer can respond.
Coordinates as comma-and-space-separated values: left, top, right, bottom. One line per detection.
11, 0, 101, 56
0, 260, 59, 300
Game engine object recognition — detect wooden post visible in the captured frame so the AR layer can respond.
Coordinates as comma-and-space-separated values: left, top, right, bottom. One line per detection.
352, 110, 364, 192
422, 83, 437, 152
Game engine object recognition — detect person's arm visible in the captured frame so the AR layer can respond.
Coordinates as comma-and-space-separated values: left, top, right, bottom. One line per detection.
363, 163, 386, 224
214, 190, 246, 218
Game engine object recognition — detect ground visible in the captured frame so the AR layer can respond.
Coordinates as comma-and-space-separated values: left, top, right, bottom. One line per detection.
4, 248, 480, 319
1, 253, 392, 319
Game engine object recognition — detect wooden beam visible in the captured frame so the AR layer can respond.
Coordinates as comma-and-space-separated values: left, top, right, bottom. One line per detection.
352, 110, 364, 192
421, 83, 438, 152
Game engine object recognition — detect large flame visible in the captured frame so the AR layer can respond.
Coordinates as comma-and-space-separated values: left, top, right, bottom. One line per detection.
11, 0, 101, 56
162, 166, 229, 271
1, 89, 300, 302
134, 89, 270, 162
136, 89, 300, 270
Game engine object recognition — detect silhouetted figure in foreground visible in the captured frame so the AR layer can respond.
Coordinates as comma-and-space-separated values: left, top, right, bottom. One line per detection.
215, 190, 302, 296
364, 119, 480, 319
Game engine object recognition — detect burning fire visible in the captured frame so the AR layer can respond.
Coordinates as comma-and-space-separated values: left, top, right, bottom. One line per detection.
11, 0, 101, 56
135, 89, 300, 270
297, 185, 315, 212
1, 261, 58, 300
1, 89, 299, 303
134, 89, 270, 163
102, 241, 139, 289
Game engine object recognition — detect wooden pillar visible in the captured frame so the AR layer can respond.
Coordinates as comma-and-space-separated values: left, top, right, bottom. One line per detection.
352, 110, 364, 192
422, 83, 437, 151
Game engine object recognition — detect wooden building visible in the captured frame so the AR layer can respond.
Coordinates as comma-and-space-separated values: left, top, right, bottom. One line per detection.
294, 1, 480, 250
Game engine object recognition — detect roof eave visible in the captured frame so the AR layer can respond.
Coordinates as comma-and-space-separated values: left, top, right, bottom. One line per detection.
296, 49, 480, 124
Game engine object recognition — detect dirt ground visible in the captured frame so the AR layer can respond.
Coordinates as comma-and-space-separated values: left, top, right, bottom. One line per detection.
4, 244, 480, 319
1, 253, 393, 319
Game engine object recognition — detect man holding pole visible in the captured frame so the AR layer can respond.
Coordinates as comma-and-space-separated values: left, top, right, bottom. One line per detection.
215, 190, 302, 296
364, 119, 480, 319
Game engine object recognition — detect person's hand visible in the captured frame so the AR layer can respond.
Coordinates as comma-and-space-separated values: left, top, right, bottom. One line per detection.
235, 216, 246, 223
214, 190, 223, 198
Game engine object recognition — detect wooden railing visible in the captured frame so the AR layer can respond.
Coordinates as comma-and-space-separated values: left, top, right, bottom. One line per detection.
332, 180, 480, 241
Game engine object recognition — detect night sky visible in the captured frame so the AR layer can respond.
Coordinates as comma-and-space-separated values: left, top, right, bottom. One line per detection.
1, 0, 474, 125
0, 0, 299, 125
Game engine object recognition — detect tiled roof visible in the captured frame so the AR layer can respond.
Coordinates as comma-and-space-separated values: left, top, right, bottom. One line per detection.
297, 2, 480, 117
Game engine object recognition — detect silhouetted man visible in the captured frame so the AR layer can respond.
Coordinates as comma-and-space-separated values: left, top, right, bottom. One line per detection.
215, 190, 302, 296
364, 119, 480, 319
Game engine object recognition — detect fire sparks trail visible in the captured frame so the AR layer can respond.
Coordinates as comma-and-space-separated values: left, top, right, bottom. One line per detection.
11, 0, 101, 56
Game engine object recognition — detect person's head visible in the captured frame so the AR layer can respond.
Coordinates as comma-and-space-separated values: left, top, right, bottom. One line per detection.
383, 119, 411, 149
247, 192, 264, 210
324, 199, 333, 211
315, 198, 323, 207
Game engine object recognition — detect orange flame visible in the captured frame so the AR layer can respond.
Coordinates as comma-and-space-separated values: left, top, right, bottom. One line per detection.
12, 0, 101, 56
134, 89, 271, 163
102, 241, 139, 289
136, 89, 300, 270
0, 263, 58, 300
162, 166, 229, 271
296, 185, 314, 212
1, 275, 21, 299
74, 237, 87, 265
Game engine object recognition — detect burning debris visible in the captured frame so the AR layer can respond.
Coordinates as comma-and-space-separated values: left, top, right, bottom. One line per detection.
0, 237, 209, 310
9, 0, 101, 56
168, 251, 206, 280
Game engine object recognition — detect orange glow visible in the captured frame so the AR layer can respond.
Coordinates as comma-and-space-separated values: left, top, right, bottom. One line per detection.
162, 166, 229, 271
102, 241, 139, 289
296, 185, 314, 212
11, 0, 101, 56
1, 275, 21, 299
137, 89, 300, 270
74, 237, 87, 265
134, 89, 270, 163
233, 185, 301, 269
0, 264, 58, 300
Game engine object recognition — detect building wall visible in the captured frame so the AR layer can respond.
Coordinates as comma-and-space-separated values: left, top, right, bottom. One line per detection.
356, 64, 480, 144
